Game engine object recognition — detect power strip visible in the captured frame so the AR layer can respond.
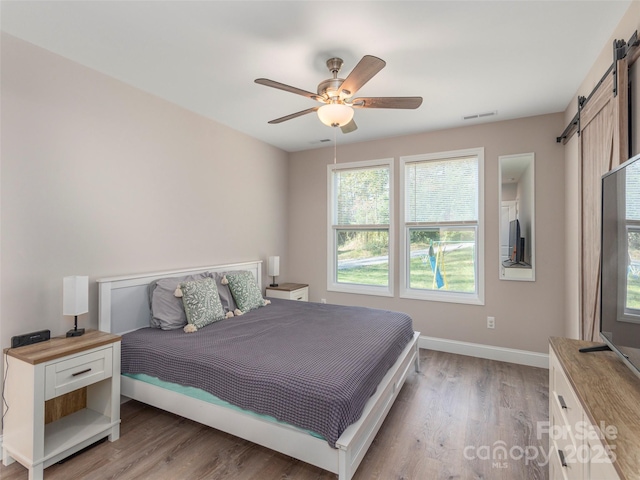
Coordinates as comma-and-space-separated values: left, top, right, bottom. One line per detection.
11, 329, 51, 348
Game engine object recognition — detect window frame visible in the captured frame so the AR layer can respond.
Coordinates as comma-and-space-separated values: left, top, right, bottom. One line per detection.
399, 148, 485, 305
327, 158, 394, 297
621, 222, 640, 321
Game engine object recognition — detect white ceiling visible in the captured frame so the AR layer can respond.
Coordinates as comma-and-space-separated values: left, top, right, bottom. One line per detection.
1, 1, 632, 152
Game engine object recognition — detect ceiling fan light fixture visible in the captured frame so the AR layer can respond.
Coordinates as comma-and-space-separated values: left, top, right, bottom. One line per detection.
257, 55, 420, 133
317, 103, 354, 127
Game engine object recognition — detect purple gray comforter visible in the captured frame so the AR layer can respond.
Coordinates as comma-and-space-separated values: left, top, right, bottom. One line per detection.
121, 298, 414, 447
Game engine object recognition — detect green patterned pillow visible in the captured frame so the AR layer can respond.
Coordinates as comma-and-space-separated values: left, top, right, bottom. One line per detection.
180, 278, 226, 330
226, 271, 265, 313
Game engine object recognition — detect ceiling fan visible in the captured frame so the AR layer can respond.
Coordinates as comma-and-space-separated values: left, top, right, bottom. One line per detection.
255, 55, 423, 134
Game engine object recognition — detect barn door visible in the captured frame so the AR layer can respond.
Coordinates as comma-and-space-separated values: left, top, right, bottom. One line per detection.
580, 55, 629, 341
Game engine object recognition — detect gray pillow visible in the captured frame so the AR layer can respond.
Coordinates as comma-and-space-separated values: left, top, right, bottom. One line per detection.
148, 272, 211, 330
212, 272, 237, 314
180, 278, 226, 329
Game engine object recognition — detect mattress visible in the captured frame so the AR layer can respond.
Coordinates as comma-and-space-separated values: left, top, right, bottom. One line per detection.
121, 298, 414, 447
123, 372, 325, 439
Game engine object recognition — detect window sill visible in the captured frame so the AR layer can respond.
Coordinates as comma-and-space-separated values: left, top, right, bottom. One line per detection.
327, 283, 394, 298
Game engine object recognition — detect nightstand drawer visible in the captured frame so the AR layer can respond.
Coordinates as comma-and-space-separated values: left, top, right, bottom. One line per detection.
45, 347, 113, 400
289, 287, 308, 301
266, 283, 309, 301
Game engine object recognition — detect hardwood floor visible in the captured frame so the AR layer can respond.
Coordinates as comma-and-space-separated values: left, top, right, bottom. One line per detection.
1, 350, 549, 480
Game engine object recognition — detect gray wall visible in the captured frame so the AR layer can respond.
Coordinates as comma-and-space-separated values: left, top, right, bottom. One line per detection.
0, 34, 289, 346
287, 114, 566, 354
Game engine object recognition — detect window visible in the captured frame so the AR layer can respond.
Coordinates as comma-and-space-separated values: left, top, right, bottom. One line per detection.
625, 163, 640, 315
625, 226, 640, 314
400, 148, 484, 304
327, 159, 393, 296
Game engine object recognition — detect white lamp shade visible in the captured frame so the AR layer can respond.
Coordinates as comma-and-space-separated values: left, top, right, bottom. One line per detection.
63, 276, 89, 316
268, 256, 280, 277
317, 103, 354, 127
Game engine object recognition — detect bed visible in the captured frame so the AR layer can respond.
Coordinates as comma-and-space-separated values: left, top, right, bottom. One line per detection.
98, 261, 420, 480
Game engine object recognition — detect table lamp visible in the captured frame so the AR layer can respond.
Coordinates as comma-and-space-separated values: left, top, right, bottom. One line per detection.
268, 256, 280, 287
64, 275, 88, 337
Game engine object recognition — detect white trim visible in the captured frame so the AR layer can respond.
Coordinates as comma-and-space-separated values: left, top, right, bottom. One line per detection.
419, 335, 549, 369
327, 283, 394, 298
399, 147, 485, 305
327, 158, 394, 297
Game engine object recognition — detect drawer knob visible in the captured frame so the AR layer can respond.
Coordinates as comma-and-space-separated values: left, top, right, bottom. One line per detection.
71, 368, 92, 377
558, 449, 567, 467
558, 394, 567, 409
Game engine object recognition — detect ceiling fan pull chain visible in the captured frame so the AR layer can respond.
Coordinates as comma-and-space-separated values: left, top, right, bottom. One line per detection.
334, 127, 337, 164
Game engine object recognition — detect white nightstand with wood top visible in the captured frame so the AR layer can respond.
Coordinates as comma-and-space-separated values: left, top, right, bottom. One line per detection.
265, 283, 309, 301
2, 330, 121, 480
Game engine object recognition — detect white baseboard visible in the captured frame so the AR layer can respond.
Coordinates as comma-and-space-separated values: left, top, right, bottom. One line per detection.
419, 335, 549, 369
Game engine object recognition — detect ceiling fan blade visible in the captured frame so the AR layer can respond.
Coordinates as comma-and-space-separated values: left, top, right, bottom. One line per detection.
255, 78, 324, 102
351, 96, 423, 109
267, 107, 320, 124
339, 55, 386, 97
341, 119, 358, 134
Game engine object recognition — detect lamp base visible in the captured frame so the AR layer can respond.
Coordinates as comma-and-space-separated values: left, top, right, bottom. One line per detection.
66, 328, 85, 337
269, 283, 279, 287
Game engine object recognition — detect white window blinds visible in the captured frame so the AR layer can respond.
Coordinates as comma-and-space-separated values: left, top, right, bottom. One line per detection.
405, 156, 478, 223
334, 166, 390, 225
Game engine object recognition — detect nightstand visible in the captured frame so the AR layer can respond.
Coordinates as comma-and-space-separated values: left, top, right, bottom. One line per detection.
2, 330, 121, 480
265, 283, 309, 301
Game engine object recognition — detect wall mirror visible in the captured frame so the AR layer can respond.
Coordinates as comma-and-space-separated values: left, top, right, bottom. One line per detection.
499, 153, 535, 281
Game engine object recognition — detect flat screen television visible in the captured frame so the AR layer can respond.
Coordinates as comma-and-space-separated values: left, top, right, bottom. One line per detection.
593, 152, 640, 379
505, 219, 525, 265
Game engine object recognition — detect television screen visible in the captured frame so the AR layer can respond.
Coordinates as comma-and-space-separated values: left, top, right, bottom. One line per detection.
509, 220, 520, 262
600, 153, 640, 379
507, 219, 522, 264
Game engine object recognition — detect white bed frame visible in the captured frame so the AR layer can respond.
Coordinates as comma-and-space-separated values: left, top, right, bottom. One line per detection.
98, 261, 420, 480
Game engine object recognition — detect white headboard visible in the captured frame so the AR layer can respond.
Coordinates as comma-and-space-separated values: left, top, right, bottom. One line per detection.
97, 261, 262, 335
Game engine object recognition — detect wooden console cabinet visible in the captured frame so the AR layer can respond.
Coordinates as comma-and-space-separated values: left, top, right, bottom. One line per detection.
2, 330, 121, 480
549, 337, 640, 480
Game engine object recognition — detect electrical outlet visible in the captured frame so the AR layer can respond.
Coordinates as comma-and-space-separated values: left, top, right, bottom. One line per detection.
487, 316, 495, 329
321, 298, 327, 304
